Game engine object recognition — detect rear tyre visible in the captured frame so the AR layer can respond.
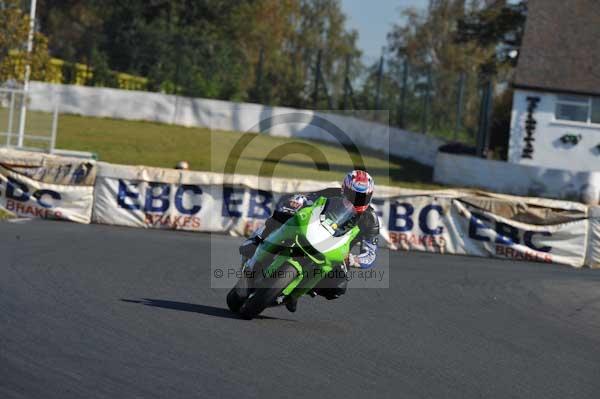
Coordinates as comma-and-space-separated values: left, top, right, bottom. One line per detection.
226, 287, 244, 313
239, 263, 298, 320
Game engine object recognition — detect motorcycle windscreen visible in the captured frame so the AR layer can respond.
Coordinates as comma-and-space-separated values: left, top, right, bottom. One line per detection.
320, 197, 357, 237
305, 197, 356, 254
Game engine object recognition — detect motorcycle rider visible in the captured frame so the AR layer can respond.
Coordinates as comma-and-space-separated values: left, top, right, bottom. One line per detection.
239, 170, 380, 313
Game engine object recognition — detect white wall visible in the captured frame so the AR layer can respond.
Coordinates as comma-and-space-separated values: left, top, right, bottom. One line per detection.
434, 152, 600, 204
509, 89, 600, 171
28, 81, 444, 167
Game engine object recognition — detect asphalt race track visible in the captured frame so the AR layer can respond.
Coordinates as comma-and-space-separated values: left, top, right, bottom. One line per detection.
2, 219, 600, 398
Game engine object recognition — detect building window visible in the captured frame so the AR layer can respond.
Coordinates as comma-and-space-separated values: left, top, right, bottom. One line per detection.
555, 94, 600, 124
592, 98, 600, 124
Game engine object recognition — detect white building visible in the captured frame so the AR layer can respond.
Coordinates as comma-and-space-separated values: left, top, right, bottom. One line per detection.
508, 0, 600, 171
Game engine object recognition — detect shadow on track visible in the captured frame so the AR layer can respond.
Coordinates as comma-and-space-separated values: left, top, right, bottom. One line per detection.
121, 298, 294, 321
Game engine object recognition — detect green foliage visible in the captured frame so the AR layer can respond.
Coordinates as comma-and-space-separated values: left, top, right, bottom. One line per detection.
36, 0, 361, 106
0, 0, 51, 82
88, 46, 115, 87
456, 0, 527, 157
382, 0, 527, 144
383, 2, 477, 139
456, 1, 527, 70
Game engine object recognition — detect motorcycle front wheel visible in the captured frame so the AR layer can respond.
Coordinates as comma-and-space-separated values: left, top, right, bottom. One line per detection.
226, 287, 244, 313
238, 263, 298, 320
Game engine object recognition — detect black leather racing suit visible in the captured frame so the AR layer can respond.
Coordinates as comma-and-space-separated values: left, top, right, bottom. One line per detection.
239, 188, 380, 300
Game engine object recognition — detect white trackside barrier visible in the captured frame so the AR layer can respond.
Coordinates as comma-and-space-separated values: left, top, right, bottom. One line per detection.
585, 206, 600, 268
0, 149, 95, 223
93, 162, 335, 235
434, 152, 600, 205
91, 161, 592, 268
1, 148, 599, 268
27, 81, 444, 167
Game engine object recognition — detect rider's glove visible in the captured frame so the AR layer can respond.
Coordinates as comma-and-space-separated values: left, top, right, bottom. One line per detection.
346, 254, 361, 268
280, 194, 308, 214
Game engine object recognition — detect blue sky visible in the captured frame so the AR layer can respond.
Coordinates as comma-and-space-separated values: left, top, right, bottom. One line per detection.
341, 0, 428, 63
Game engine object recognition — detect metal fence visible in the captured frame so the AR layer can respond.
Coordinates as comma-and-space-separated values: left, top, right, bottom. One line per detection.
316, 57, 502, 152
0, 87, 58, 153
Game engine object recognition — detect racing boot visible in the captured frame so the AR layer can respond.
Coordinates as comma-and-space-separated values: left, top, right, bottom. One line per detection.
285, 296, 298, 313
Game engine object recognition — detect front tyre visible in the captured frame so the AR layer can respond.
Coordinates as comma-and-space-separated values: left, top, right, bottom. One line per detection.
226, 287, 244, 313
239, 263, 298, 320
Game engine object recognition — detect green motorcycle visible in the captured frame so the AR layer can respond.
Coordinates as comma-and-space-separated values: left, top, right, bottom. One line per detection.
227, 196, 360, 320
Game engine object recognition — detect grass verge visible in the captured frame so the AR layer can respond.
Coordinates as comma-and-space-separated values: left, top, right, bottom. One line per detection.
48, 114, 441, 189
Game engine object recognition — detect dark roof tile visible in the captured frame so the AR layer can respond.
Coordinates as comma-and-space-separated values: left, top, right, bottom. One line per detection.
515, 0, 600, 96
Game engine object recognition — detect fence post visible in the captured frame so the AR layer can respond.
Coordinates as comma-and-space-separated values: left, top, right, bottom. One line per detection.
49, 101, 59, 153
7, 91, 15, 146
312, 50, 322, 108
345, 74, 359, 110
342, 55, 351, 110
397, 57, 408, 128
174, 34, 183, 95
421, 64, 432, 134
254, 47, 264, 103
454, 71, 466, 140
318, 68, 334, 109
374, 52, 384, 109
476, 77, 494, 157
17, 0, 37, 148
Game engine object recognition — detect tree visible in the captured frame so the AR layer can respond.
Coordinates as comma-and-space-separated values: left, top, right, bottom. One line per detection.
231, 0, 361, 107
387, 0, 493, 135
456, 0, 528, 157
293, 0, 361, 107
456, 0, 527, 71
0, 0, 50, 83
388, 1, 492, 72
37, 0, 104, 65
33, 0, 361, 105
